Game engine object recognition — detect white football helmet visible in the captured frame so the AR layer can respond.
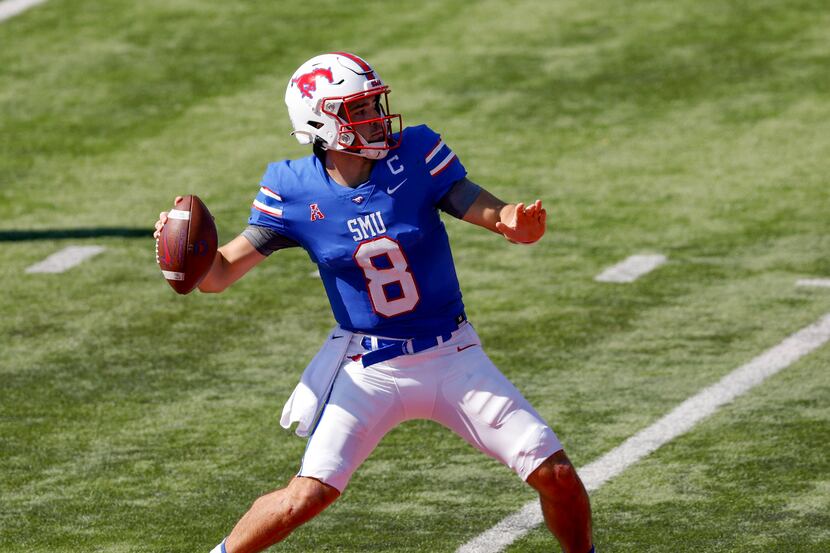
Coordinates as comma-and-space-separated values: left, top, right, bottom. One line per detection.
285, 52, 402, 160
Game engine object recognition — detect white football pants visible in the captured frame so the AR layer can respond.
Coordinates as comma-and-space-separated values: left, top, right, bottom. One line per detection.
298, 323, 562, 492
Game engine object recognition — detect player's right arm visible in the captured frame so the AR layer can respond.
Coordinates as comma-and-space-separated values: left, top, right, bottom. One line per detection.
197, 235, 266, 293
197, 223, 300, 292
153, 165, 299, 292
153, 206, 267, 293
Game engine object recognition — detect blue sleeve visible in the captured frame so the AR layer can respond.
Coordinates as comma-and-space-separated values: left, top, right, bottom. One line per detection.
416, 125, 468, 205
247, 163, 292, 238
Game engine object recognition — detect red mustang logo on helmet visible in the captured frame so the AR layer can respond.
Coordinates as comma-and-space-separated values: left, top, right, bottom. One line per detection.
292, 67, 334, 99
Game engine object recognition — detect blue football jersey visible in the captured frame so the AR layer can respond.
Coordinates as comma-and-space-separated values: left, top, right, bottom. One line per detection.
248, 125, 468, 339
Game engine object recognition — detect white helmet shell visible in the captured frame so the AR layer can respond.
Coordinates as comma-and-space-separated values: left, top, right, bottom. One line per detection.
284, 52, 401, 160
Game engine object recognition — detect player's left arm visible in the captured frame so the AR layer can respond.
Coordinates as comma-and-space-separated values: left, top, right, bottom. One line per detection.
439, 177, 547, 244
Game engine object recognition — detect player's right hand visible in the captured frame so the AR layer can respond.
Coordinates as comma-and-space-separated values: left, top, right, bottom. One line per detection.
153, 196, 184, 239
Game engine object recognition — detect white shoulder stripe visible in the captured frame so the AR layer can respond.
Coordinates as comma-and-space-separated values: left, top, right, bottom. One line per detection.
425, 139, 446, 163
253, 199, 283, 217
260, 186, 282, 201
429, 152, 457, 176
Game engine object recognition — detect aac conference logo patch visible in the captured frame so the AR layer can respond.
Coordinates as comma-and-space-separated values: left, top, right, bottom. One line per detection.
309, 203, 325, 221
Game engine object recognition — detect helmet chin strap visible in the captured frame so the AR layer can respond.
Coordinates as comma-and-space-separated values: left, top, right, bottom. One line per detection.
327, 129, 389, 160
357, 148, 389, 160
330, 144, 388, 160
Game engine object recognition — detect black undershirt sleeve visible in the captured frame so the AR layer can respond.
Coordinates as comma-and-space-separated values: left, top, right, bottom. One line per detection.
241, 225, 301, 256
437, 177, 483, 219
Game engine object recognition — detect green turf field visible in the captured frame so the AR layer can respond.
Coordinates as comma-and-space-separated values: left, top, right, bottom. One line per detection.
2, 0, 829, 551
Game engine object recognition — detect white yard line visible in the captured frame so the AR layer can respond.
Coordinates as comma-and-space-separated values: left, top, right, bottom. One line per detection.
25, 245, 106, 273
0, 0, 47, 22
594, 254, 667, 283
797, 278, 830, 288
457, 312, 830, 553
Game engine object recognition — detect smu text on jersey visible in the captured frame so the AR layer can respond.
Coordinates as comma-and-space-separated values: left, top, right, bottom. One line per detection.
248, 124, 466, 339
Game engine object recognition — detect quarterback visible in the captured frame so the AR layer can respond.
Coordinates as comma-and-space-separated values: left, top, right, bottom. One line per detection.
154, 52, 593, 553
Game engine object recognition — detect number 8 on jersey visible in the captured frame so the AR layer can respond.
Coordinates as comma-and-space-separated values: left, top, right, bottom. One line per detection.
353, 237, 420, 317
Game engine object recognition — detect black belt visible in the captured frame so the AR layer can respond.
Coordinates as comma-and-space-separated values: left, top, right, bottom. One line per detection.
359, 313, 466, 367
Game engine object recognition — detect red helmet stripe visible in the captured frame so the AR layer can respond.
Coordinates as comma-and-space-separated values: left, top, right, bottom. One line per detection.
331, 51, 376, 79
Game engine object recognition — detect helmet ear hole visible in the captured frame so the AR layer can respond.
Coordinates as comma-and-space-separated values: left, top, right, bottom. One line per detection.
307, 120, 324, 129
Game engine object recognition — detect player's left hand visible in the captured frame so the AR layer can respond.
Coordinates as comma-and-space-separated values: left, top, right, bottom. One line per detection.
495, 200, 547, 244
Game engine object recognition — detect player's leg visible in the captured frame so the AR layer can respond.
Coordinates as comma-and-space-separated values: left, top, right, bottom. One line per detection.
432, 324, 594, 552
526, 450, 593, 553
296, 350, 406, 491
214, 337, 406, 553
222, 476, 340, 553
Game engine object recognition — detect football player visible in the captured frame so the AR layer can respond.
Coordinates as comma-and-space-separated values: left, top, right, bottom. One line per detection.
155, 52, 594, 553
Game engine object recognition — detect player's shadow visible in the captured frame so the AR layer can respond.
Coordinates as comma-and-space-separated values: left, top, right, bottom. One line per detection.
0, 228, 149, 241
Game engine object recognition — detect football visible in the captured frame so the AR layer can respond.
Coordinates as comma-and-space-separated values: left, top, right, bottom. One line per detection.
155, 195, 218, 294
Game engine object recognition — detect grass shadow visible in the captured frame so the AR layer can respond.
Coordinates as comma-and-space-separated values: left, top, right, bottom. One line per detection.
0, 228, 150, 241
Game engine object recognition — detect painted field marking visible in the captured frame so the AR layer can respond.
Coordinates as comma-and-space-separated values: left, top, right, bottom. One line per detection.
594, 253, 667, 283
456, 312, 830, 553
0, 0, 47, 22
25, 245, 106, 274
797, 278, 830, 288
